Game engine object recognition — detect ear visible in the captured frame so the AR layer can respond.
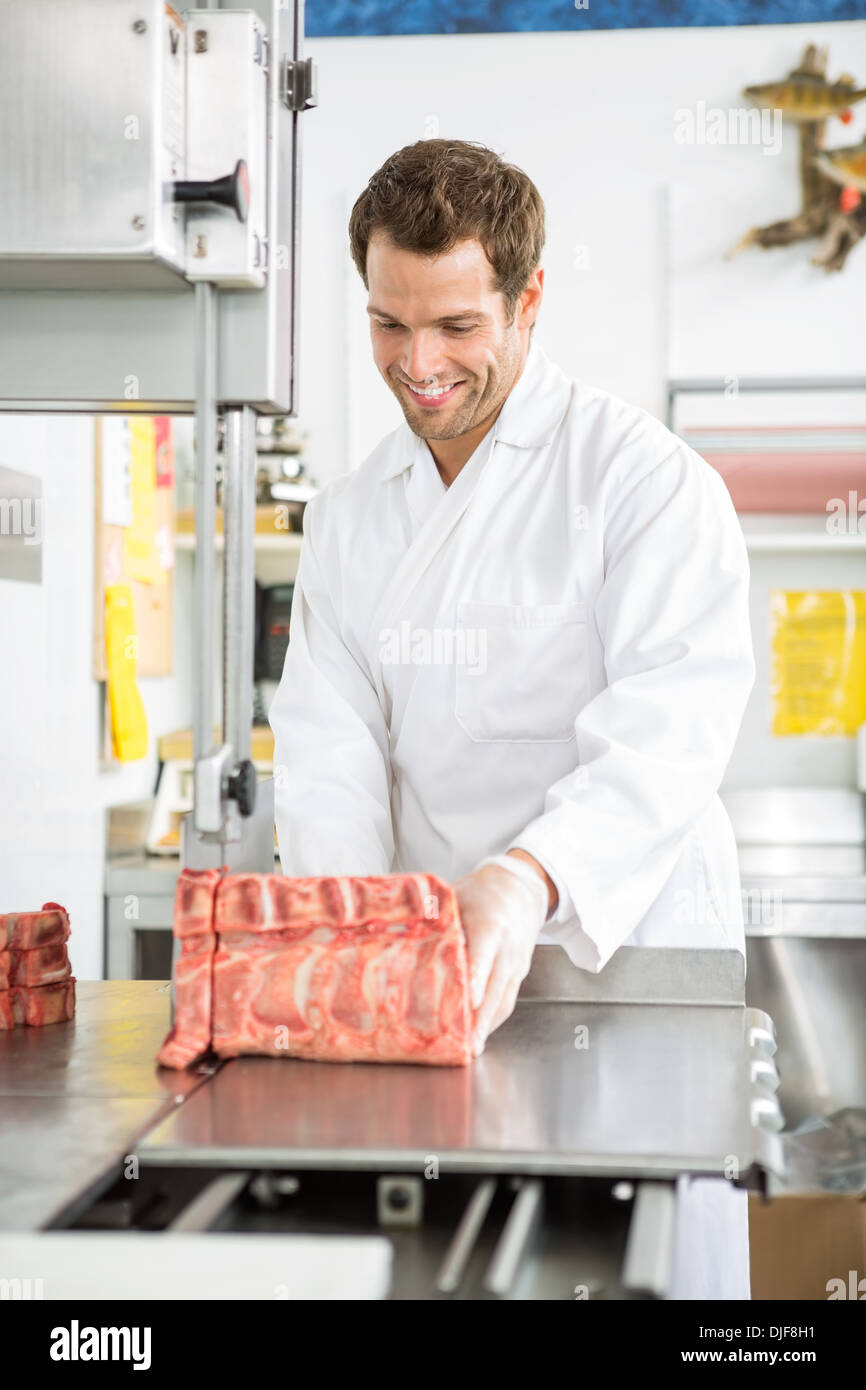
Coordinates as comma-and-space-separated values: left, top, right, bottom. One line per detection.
516, 266, 543, 330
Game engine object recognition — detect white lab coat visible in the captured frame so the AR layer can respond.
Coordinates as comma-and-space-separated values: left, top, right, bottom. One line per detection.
269, 338, 756, 1299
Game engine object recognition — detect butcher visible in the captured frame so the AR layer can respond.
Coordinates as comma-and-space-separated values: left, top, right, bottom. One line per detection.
268, 139, 756, 1299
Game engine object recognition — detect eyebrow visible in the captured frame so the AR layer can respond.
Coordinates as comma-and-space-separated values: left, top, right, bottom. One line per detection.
366, 307, 490, 324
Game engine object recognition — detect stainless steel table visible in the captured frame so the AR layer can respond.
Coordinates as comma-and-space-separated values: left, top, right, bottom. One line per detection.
0, 980, 204, 1231
0, 949, 784, 1298
140, 948, 781, 1182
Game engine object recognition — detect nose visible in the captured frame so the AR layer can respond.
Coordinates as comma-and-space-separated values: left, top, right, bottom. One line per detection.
400, 331, 444, 384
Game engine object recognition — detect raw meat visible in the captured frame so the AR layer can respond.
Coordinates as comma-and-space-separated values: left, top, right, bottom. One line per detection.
0, 903, 74, 1028
157, 869, 471, 1069
0, 978, 76, 1030
155, 869, 222, 1071
0, 904, 70, 952
0, 940, 72, 989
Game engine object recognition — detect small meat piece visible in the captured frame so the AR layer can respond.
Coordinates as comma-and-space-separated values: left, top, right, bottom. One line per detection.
0, 904, 70, 952
0, 941, 71, 990
0, 978, 76, 1030
155, 869, 222, 1070
157, 870, 472, 1069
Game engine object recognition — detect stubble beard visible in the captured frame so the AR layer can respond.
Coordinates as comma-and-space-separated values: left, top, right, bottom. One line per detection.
390, 334, 521, 442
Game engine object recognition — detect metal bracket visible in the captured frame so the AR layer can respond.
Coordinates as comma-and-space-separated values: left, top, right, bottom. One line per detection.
194, 742, 237, 837
483, 1178, 544, 1298
280, 55, 317, 112
169, 1172, 251, 1232
620, 1181, 676, 1299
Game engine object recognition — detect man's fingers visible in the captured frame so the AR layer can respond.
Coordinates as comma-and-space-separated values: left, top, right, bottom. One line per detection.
472, 957, 512, 1053
489, 978, 521, 1037
463, 923, 498, 1012
455, 862, 541, 1047
477, 979, 521, 1056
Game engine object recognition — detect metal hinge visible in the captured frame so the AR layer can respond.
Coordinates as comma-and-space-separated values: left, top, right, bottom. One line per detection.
280, 55, 318, 112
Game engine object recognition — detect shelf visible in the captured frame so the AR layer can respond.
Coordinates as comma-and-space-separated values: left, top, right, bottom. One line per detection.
744, 533, 866, 551
158, 725, 275, 761
173, 532, 303, 554
738, 515, 866, 552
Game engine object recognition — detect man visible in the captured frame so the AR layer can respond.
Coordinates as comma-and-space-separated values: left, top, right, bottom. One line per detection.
269, 140, 755, 1299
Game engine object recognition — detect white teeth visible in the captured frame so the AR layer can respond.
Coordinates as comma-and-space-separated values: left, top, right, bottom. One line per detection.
407, 382, 457, 398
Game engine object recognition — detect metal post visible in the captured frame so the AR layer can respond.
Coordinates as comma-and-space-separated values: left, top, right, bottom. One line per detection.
193, 279, 218, 780
222, 405, 256, 767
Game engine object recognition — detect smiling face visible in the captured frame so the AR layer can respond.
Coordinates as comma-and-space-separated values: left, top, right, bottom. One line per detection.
366, 231, 542, 458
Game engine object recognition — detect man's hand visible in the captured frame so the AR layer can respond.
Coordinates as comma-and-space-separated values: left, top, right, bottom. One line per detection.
453, 855, 550, 1057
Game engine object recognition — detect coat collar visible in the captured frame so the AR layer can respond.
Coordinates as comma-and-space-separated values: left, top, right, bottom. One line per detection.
380, 339, 572, 481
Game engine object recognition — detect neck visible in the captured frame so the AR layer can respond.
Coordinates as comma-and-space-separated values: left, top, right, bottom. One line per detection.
427, 412, 498, 487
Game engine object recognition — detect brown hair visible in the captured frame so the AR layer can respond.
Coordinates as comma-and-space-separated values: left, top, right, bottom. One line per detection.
348, 140, 545, 325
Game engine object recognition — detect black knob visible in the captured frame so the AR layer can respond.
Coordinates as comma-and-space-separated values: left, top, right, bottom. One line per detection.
172, 159, 250, 223
227, 759, 257, 817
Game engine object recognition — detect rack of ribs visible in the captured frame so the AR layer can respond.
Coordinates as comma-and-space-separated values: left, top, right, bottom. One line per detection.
157, 869, 472, 1069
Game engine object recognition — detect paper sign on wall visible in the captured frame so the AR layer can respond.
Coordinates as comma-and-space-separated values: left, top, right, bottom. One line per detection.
105, 583, 148, 761
154, 415, 175, 488
155, 522, 175, 571
770, 590, 866, 737
101, 418, 132, 527
124, 417, 163, 585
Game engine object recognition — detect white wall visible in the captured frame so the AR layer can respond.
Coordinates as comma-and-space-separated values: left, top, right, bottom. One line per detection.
296, 19, 866, 482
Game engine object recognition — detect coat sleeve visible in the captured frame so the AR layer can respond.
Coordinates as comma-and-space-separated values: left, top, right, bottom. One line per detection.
268, 494, 395, 876
507, 444, 755, 971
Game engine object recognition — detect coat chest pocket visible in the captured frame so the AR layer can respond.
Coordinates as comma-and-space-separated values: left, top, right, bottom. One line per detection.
454, 599, 590, 743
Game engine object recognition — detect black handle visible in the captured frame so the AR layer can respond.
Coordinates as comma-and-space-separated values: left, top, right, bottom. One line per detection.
173, 158, 250, 224
227, 759, 257, 817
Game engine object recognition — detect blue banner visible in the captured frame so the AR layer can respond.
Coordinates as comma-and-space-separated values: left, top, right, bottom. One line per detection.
307, 1, 865, 38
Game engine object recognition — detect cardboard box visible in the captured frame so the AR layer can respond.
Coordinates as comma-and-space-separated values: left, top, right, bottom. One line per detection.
749, 1192, 866, 1300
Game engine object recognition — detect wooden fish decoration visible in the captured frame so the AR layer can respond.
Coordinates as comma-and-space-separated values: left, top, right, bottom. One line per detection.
744, 74, 866, 123
813, 137, 866, 193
